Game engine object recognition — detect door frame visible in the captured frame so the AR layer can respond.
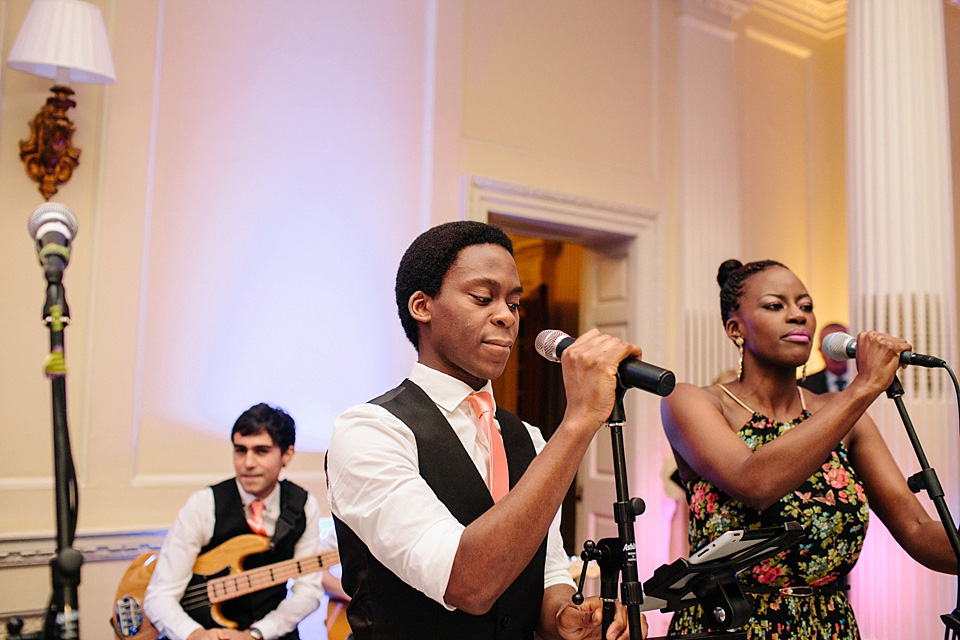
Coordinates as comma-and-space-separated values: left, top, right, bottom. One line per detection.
462, 174, 672, 592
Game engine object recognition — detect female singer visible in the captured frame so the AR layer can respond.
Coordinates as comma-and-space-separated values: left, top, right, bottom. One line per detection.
662, 259, 956, 638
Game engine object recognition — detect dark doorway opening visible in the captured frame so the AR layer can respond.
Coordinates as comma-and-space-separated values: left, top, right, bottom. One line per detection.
493, 235, 582, 554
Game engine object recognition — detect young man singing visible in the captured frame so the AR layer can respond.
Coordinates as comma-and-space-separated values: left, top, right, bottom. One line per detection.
327, 221, 646, 639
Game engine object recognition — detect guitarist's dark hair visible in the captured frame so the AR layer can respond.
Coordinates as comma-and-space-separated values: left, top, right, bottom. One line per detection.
232, 403, 296, 450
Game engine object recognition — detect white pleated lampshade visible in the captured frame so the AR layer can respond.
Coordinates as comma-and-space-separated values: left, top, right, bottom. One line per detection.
6, 0, 116, 84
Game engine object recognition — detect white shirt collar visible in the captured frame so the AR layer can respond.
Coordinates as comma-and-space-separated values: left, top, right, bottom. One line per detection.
825, 370, 847, 382
824, 369, 850, 393
409, 361, 496, 414
234, 477, 281, 512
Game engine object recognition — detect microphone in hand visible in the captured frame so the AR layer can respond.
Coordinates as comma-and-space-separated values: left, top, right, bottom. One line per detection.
534, 329, 676, 396
821, 331, 945, 368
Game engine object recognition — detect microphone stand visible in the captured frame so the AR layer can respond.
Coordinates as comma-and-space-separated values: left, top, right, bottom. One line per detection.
572, 379, 755, 639
8, 265, 83, 640
884, 375, 960, 638
573, 378, 645, 639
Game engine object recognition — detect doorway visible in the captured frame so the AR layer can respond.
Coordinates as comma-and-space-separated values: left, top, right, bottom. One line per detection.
492, 234, 583, 553
465, 174, 668, 600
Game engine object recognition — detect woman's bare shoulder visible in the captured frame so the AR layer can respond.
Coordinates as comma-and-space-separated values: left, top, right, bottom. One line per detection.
801, 388, 834, 412
662, 382, 728, 413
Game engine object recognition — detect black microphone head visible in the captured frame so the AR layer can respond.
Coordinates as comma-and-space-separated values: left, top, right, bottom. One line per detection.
535, 329, 569, 363
821, 331, 856, 361
28, 202, 78, 242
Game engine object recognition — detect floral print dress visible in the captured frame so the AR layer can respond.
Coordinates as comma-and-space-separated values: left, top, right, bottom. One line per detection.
668, 385, 868, 639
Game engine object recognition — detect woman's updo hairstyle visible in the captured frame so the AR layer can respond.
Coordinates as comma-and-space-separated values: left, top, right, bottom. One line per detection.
718, 258, 788, 322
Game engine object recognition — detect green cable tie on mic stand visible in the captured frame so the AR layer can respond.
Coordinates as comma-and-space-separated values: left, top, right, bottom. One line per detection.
44, 304, 67, 379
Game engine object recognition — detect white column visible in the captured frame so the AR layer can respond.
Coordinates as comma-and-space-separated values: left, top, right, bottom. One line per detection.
678, 0, 750, 387
846, 2, 958, 638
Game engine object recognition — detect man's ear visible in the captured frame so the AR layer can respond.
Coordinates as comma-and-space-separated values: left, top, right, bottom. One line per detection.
409, 291, 431, 324
281, 445, 295, 467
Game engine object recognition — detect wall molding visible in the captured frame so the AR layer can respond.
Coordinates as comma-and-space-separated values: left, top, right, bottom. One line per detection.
744, 26, 814, 58
752, 0, 847, 39
463, 175, 657, 246
0, 529, 167, 569
679, 0, 752, 26
681, 0, 848, 38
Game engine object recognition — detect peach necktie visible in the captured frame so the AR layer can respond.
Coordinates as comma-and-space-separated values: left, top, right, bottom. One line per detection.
468, 391, 509, 502
247, 499, 268, 536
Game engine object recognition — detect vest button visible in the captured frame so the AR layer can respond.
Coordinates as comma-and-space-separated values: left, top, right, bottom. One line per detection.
501, 615, 511, 628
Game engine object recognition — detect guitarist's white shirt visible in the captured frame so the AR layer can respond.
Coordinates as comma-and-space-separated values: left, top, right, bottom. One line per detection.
143, 480, 326, 640
327, 363, 574, 610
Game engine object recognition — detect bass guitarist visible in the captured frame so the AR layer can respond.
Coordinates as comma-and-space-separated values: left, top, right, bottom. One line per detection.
143, 403, 326, 640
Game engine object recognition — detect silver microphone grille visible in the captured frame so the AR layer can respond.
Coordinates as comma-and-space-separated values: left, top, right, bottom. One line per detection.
821, 332, 855, 361
534, 329, 568, 363
28, 202, 79, 240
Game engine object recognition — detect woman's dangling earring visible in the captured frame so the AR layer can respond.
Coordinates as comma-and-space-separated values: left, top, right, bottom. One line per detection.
735, 337, 744, 381
801, 363, 808, 383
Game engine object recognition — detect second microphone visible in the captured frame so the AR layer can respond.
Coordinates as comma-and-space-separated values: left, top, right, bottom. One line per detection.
535, 329, 676, 397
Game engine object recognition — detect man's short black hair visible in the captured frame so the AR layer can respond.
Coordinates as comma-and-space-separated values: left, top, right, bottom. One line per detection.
395, 221, 514, 349
231, 403, 296, 450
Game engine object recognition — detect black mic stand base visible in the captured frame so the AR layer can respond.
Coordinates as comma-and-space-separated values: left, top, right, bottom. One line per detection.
4, 618, 45, 640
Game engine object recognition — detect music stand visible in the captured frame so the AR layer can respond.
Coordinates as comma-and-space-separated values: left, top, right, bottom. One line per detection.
641, 521, 805, 636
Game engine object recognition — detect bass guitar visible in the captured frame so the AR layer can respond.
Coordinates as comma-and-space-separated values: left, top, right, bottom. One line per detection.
111, 534, 340, 640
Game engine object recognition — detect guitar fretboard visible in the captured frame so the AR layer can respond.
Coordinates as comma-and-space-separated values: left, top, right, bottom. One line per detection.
206, 550, 340, 603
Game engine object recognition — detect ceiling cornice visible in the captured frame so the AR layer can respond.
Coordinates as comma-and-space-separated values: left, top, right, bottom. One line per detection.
750, 0, 848, 38
681, 0, 848, 38
679, 0, 753, 26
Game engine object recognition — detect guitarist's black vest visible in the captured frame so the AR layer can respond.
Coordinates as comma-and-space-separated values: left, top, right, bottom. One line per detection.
194, 479, 308, 640
333, 380, 548, 640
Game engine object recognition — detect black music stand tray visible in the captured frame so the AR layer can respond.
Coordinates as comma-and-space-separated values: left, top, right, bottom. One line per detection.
641, 521, 805, 638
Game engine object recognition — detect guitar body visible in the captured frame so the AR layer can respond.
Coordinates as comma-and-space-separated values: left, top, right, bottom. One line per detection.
112, 534, 341, 640
188, 535, 272, 629
111, 535, 272, 639
326, 599, 352, 640
111, 551, 160, 640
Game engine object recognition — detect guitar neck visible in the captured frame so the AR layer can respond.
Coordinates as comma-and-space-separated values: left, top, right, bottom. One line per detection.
207, 550, 340, 603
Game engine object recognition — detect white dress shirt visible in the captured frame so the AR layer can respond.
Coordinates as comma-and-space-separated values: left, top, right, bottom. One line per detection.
143, 479, 324, 640
825, 370, 849, 392
326, 362, 576, 610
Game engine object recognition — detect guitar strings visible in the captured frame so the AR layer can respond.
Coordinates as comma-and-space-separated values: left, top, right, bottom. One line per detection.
179, 559, 328, 609
179, 554, 331, 610
178, 551, 340, 611
178, 552, 338, 609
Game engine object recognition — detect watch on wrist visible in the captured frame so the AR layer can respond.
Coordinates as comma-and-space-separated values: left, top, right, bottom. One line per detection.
249, 627, 263, 640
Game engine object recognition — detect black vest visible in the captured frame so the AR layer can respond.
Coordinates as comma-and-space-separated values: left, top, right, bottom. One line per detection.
334, 380, 548, 640
191, 479, 307, 640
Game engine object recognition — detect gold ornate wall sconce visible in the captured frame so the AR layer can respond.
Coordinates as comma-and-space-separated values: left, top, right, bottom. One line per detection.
6, 0, 116, 200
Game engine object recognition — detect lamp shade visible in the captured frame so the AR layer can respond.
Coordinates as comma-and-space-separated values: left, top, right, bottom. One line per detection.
7, 0, 115, 84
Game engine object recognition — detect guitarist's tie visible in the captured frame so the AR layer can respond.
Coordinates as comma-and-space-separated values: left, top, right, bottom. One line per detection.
247, 499, 268, 536
468, 391, 509, 502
